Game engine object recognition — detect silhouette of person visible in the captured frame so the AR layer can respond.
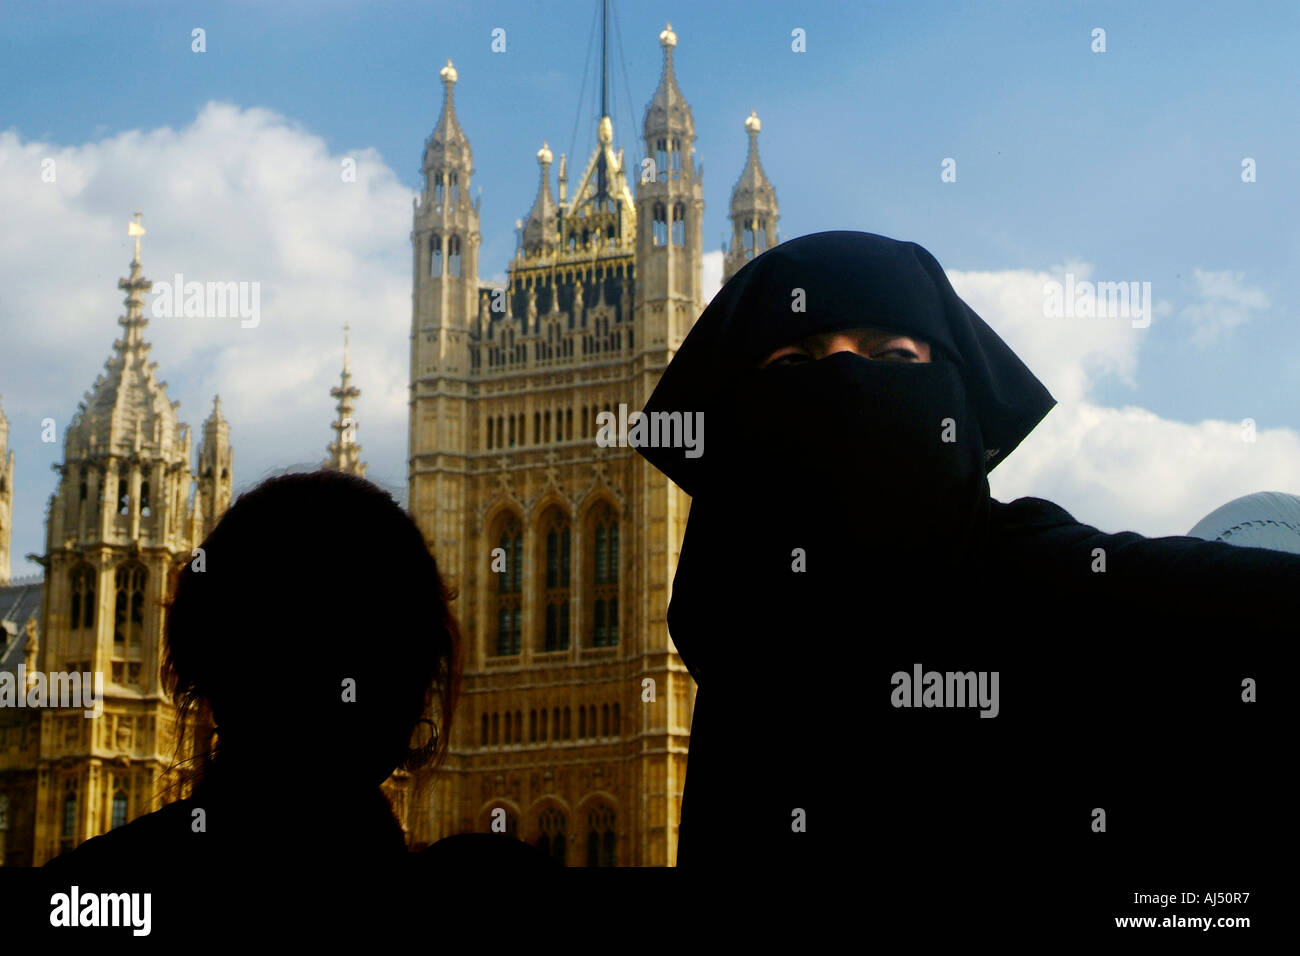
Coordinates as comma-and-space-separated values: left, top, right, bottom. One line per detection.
636, 231, 1296, 925
43, 470, 550, 930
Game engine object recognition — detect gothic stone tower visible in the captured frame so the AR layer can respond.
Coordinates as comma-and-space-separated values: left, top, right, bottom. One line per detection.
408, 20, 705, 865
0, 218, 232, 864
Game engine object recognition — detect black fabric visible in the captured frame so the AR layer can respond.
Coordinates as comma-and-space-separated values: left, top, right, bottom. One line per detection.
639, 231, 1294, 929
640, 230, 1057, 493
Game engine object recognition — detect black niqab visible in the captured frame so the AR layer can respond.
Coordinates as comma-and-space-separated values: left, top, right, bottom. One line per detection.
637, 231, 1294, 924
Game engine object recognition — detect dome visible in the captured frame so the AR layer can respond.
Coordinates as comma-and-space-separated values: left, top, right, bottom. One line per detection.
1186, 491, 1300, 554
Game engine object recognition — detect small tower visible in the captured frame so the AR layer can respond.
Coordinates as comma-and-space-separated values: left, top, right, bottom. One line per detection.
0, 394, 13, 584
635, 22, 705, 351
27, 212, 205, 862
723, 110, 780, 283
196, 394, 233, 538
323, 324, 366, 477
410, 58, 479, 589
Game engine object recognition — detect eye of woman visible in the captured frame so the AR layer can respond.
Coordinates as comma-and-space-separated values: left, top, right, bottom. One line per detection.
871, 346, 922, 362
763, 349, 813, 368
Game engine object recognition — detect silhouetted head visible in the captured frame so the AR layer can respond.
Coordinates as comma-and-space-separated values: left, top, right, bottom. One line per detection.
163, 471, 460, 795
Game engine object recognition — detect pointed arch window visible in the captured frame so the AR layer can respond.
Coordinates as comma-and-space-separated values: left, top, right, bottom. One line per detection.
494, 516, 523, 656
448, 234, 462, 278
434, 172, 445, 206
117, 478, 129, 516
535, 807, 567, 866
140, 481, 151, 517
586, 804, 617, 867
671, 137, 682, 176
70, 563, 96, 631
652, 203, 667, 246
78, 467, 87, 502
449, 170, 460, 206
429, 233, 443, 276
63, 793, 76, 832
655, 138, 668, 179
111, 790, 128, 829
755, 217, 768, 252
589, 504, 620, 647
541, 509, 572, 651
113, 562, 147, 650
672, 202, 686, 246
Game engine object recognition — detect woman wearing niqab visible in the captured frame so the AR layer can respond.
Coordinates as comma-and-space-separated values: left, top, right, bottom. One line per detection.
638, 232, 1293, 913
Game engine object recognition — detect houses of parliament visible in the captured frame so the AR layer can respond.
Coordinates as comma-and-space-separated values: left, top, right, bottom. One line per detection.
0, 18, 783, 867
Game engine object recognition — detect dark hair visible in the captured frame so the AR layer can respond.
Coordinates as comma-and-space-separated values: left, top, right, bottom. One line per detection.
160, 470, 460, 797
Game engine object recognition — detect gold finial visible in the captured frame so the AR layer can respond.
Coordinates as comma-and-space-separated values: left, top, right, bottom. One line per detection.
659, 22, 677, 47
598, 115, 613, 144
440, 58, 458, 84
127, 210, 146, 263
537, 141, 553, 164
745, 110, 761, 133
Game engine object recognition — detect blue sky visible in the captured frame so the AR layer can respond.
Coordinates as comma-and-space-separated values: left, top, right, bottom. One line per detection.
2, 0, 1299, 576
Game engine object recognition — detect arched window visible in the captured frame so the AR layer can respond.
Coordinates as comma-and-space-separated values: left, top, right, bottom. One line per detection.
78, 468, 87, 501
491, 712, 499, 745
139, 481, 151, 517
494, 516, 523, 656
535, 807, 567, 866
601, 703, 609, 737
62, 790, 76, 837
566, 408, 573, 440
589, 504, 620, 647
541, 509, 571, 651
429, 233, 443, 276
449, 170, 460, 206
540, 708, 548, 741
529, 709, 537, 742
579, 707, 586, 738
504, 711, 512, 744
69, 564, 96, 631
448, 234, 462, 278
481, 713, 489, 747
434, 173, 445, 206
672, 202, 685, 246
117, 478, 129, 516
652, 203, 667, 246
111, 790, 128, 830
113, 562, 146, 650
671, 137, 682, 175
563, 706, 571, 739
755, 217, 768, 252
613, 702, 620, 735
655, 138, 668, 179
586, 805, 617, 867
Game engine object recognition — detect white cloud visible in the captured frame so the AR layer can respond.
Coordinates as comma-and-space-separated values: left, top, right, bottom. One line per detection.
949, 267, 1300, 536
0, 102, 415, 510
1180, 267, 1269, 346
702, 249, 723, 304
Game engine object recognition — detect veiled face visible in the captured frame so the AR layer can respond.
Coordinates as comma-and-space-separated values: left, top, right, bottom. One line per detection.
758, 325, 932, 369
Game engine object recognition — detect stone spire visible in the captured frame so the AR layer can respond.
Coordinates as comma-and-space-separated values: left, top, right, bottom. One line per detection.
323, 323, 366, 477
424, 59, 472, 173
195, 394, 233, 538
521, 142, 558, 256
723, 110, 780, 283
0, 394, 12, 584
642, 23, 694, 143
64, 211, 189, 475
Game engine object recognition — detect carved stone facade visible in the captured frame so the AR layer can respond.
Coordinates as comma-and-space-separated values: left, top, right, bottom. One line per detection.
406, 24, 781, 866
